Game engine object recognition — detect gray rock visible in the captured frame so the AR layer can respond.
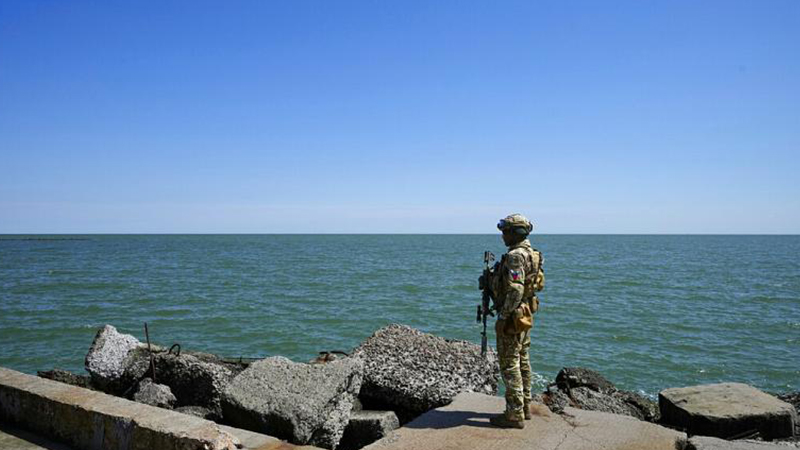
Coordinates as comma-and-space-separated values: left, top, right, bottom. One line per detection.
778, 392, 800, 413
556, 367, 616, 393
339, 410, 400, 450
687, 436, 796, 450
37, 369, 93, 389
221, 356, 363, 449
351, 324, 499, 422
151, 352, 235, 419
660, 383, 797, 440
542, 367, 659, 422
540, 386, 571, 415
569, 386, 644, 417
84, 325, 142, 392
133, 378, 177, 409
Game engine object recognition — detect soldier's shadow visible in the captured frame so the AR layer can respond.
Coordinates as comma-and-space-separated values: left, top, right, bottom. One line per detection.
403, 410, 496, 429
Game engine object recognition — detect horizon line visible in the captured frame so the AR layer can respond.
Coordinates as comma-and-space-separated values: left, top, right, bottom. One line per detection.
1, 232, 799, 236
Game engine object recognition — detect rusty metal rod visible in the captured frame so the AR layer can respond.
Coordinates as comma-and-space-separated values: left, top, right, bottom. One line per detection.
144, 322, 156, 382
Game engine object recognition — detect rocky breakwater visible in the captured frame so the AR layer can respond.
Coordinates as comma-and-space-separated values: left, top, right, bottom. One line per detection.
36, 323, 499, 450
352, 323, 499, 423
83, 324, 244, 420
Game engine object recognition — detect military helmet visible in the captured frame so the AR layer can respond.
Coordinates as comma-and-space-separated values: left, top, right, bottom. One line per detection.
497, 213, 533, 235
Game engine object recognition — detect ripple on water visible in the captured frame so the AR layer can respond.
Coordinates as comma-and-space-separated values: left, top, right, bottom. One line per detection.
1, 235, 798, 394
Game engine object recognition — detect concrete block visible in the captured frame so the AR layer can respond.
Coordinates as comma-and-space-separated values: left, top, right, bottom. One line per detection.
352, 324, 499, 422
133, 378, 177, 409
84, 325, 141, 392
222, 356, 362, 449
660, 383, 797, 439
0, 366, 245, 450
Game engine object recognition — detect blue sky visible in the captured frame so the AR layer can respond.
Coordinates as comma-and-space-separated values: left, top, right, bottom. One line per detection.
1, 1, 798, 233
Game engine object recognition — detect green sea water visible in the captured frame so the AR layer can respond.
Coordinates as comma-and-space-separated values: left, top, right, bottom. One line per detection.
1, 234, 798, 397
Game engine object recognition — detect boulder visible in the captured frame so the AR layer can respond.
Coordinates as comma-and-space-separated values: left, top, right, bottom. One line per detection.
221, 356, 363, 449
556, 366, 616, 392
659, 383, 797, 440
339, 410, 400, 450
151, 352, 236, 419
133, 378, 177, 409
542, 367, 659, 422
37, 369, 93, 389
84, 325, 142, 392
351, 324, 499, 422
538, 388, 570, 415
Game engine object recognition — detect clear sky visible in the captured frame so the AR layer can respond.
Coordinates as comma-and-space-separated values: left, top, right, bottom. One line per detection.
1, 1, 798, 234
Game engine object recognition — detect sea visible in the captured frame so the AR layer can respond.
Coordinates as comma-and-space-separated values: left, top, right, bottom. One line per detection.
1, 234, 798, 398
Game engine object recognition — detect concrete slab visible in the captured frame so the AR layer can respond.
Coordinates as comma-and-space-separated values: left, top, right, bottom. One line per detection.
363, 392, 685, 450
0, 366, 317, 450
660, 383, 797, 440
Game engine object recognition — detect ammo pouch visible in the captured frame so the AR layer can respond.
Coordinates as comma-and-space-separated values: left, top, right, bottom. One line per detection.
496, 302, 533, 335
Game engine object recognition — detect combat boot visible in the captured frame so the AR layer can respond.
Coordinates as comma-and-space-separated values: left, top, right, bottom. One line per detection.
489, 414, 525, 429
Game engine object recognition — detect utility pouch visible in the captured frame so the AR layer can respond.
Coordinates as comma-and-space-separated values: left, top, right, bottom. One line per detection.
500, 303, 532, 335
513, 302, 533, 333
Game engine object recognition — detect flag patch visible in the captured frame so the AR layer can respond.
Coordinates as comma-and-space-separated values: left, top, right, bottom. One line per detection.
510, 270, 521, 281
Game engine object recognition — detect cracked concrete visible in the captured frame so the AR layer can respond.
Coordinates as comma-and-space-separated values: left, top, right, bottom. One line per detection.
363, 392, 685, 450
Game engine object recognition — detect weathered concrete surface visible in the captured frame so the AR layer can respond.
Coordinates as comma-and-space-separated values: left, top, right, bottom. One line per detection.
217, 425, 322, 450
339, 410, 400, 450
175, 405, 215, 419
0, 366, 312, 450
363, 392, 685, 450
687, 436, 797, 450
222, 356, 363, 449
352, 324, 499, 422
37, 369, 93, 390
660, 383, 797, 439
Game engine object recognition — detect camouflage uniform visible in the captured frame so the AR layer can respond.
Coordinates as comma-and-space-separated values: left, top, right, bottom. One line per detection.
492, 215, 545, 423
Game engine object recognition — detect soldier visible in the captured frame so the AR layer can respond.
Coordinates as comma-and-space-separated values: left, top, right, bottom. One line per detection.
489, 213, 545, 429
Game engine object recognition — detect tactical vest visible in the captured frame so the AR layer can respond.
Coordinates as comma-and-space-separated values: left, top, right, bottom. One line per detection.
493, 245, 543, 304
523, 247, 543, 299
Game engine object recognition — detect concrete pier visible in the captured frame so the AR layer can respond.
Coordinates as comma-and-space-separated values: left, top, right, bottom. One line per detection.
364, 392, 686, 450
1, 365, 693, 450
0, 367, 317, 450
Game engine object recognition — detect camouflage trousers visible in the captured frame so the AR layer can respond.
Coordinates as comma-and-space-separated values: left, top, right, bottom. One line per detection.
496, 328, 532, 421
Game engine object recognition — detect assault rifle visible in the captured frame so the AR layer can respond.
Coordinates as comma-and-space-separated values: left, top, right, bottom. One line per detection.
477, 251, 496, 356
